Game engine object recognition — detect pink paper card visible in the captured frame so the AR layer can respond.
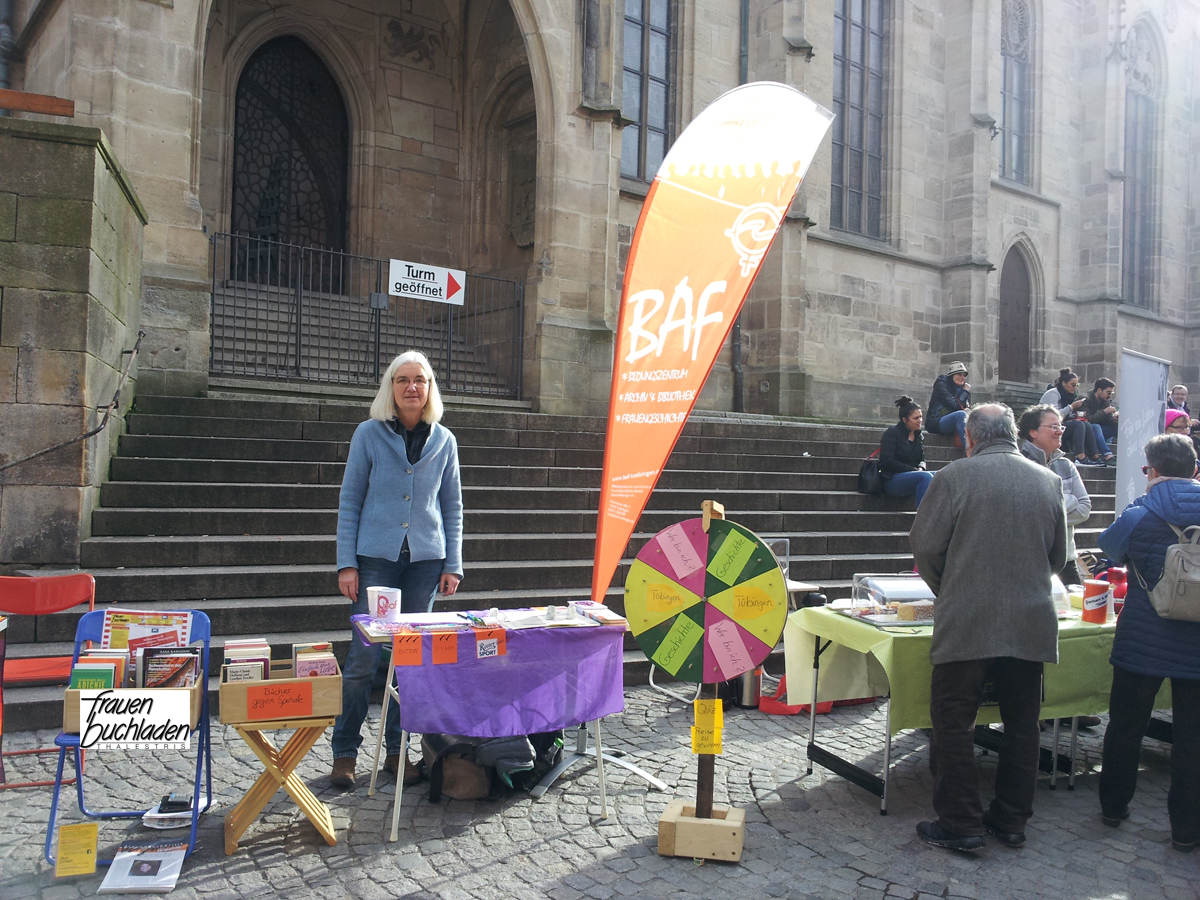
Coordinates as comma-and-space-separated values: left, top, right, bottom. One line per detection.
706, 616, 751, 681
656, 523, 704, 579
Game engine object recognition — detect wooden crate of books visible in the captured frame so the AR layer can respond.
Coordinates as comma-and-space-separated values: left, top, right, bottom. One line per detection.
219, 661, 341, 726
63, 682, 204, 733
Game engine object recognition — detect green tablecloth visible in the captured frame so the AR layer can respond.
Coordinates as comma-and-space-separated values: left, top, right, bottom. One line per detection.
784, 607, 1170, 735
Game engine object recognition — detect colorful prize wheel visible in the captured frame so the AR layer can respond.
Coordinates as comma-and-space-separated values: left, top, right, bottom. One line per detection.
625, 517, 789, 683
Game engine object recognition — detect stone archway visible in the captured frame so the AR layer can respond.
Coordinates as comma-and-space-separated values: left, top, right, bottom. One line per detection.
998, 246, 1032, 382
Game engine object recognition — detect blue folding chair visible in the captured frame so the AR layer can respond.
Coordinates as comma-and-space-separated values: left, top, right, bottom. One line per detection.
43, 609, 213, 865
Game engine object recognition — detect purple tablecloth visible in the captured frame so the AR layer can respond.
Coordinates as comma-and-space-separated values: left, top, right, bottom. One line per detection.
350, 616, 626, 738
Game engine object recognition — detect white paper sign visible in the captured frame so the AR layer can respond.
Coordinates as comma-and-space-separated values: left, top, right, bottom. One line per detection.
79, 689, 192, 750
1115, 348, 1171, 515
388, 259, 466, 305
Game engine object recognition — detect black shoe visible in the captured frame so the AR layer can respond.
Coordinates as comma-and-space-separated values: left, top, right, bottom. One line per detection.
982, 812, 1025, 847
1171, 836, 1199, 853
916, 821, 985, 852
1101, 807, 1130, 828
1076, 715, 1102, 728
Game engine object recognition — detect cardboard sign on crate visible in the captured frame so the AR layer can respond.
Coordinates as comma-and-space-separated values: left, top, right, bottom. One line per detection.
218, 661, 341, 726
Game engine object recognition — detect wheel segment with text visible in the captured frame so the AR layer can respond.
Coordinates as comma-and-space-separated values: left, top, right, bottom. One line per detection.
624, 517, 789, 684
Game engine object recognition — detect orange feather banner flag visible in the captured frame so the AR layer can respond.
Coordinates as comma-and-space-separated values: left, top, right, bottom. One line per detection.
591, 83, 833, 603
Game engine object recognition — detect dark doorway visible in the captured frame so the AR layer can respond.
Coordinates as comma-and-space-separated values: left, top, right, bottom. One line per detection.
998, 247, 1032, 382
231, 37, 349, 252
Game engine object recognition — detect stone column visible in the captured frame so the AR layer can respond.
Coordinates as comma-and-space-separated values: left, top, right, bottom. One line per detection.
0, 119, 146, 565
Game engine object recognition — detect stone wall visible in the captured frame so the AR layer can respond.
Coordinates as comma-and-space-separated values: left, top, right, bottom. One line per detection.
0, 119, 146, 565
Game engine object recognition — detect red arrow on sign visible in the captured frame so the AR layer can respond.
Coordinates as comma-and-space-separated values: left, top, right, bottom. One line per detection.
446, 272, 462, 301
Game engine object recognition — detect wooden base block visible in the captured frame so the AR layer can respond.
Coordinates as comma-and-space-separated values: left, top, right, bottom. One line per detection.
657, 798, 745, 862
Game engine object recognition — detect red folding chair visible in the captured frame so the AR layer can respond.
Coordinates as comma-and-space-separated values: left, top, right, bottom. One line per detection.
0, 573, 96, 789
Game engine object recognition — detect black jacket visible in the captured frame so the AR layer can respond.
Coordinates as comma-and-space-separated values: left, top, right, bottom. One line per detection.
1080, 392, 1118, 427
879, 423, 925, 477
927, 374, 970, 422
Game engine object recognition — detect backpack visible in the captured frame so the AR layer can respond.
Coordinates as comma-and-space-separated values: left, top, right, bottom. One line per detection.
420, 734, 492, 801
1130, 524, 1200, 622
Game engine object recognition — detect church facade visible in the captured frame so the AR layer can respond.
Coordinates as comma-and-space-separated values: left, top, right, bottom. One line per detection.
5, 0, 1200, 420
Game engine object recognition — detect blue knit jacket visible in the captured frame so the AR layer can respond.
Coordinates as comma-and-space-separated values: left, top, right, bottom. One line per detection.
336, 420, 464, 576
1097, 478, 1200, 680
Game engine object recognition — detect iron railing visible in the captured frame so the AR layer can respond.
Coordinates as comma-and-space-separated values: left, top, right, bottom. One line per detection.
209, 233, 524, 399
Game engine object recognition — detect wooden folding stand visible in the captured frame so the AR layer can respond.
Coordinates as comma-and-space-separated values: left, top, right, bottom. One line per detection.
224, 717, 337, 855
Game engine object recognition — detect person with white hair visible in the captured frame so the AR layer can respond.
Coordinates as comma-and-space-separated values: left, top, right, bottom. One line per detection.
330, 350, 464, 789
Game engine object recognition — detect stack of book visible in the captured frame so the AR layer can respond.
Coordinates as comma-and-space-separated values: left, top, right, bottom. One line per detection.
291, 642, 338, 677
568, 600, 630, 628
69, 649, 129, 689
221, 638, 271, 683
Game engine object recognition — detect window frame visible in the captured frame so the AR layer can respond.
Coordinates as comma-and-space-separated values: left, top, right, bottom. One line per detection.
999, 0, 1033, 185
620, 0, 674, 183
1121, 22, 1161, 311
830, 0, 888, 239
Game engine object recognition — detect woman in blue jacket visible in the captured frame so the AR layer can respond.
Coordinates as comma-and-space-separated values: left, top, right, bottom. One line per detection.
1096, 434, 1200, 853
330, 350, 464, 789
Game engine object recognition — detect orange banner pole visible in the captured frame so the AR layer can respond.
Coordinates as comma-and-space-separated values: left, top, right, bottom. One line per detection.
591, 83, 833, 602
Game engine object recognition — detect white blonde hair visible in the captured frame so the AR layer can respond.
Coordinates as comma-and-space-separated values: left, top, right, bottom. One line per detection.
370, 351, 444, 424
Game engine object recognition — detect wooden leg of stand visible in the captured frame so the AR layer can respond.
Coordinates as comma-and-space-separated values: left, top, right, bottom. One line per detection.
695, 684, 715, 819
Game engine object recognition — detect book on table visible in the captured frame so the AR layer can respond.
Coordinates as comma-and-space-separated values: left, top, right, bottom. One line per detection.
97, 839, 188, 893
69, 664, 116, 690
139, 647, 201, 688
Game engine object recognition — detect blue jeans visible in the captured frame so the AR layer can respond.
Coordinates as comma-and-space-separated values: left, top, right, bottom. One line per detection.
1091, 423, 1114, 457
934, 411, 967, 445
331, 549, 443, 759
883, 470, 934, 508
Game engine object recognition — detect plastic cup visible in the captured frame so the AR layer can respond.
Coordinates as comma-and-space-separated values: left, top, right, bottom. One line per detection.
367, 586, 403, 622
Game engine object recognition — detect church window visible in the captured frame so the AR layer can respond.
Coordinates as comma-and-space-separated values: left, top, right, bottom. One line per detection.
831, 0, 887, 238
621, 0, 672, 181
1122, 22, 1159, 310
1000, 0, 1032, 184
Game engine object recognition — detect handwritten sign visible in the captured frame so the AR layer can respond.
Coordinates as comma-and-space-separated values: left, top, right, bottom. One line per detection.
707, 618, 750, 679
432, 631, 458, 665
691, 725, 723, 754
693, 698, 723, 730
393, 633, 423, 666
246, 681, 313, 721
474, 627, 507, 659
650, 614, 702, 675
55, 823, 98, 877
707, 529, 755, 585
656, 524, 703, 578
733, 585, 777, 620
646, 583, 689, 614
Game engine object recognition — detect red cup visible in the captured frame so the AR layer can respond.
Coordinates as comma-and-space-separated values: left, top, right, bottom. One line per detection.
1082, 579, 1111, 624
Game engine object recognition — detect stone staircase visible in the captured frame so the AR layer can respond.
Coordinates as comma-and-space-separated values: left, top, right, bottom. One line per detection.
4, 391, 1117, 730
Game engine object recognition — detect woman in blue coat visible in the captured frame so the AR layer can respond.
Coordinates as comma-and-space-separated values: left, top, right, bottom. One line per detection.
330, 350, 464, 789
1096, 434, 1200, 853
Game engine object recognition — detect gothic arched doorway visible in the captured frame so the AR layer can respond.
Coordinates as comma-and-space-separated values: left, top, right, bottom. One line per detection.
231, 36, 349, 251
998, 247, 1032, 382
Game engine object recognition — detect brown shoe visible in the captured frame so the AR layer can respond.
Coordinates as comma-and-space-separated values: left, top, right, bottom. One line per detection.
330, 757, 356, 788
383, 754, 423, 786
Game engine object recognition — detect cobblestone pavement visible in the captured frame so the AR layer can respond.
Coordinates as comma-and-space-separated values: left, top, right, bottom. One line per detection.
0, 687, 1195, 900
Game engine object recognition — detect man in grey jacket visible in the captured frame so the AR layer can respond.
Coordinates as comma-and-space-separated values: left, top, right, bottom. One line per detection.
909, 404, 1067, 851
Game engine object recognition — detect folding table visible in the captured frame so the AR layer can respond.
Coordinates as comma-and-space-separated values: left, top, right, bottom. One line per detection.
352, 614, 666, 842
783, 606, 1171, 814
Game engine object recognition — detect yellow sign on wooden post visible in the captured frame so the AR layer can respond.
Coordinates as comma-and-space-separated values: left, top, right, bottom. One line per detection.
55, 822, 99, 877
692, 698, 724, 753
691, 726, 723, 754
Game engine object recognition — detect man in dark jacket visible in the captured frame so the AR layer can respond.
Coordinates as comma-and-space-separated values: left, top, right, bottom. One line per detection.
925, 361, 971, 446
1080, 377, 1119, 460
1097, 433, 1200, 853
909, 404, 1067, 852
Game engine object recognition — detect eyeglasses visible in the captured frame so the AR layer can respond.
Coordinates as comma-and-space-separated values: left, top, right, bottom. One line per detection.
1167, 422, 1189, 432
1142, 465, 1151, 475
393, 376, 429, 388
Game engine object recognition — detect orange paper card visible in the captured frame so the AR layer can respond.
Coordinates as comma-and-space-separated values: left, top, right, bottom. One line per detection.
473, 627, 507, 659
247, 681, 313, 720
432, 631, 458, 664
393, 633, 423, 666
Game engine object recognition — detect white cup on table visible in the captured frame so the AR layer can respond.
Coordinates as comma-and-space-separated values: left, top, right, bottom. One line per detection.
367, 586, 403, 622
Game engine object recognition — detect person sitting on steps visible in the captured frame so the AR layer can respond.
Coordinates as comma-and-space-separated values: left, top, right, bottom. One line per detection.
1039, 367, 1104, 467
1080, 377, 1119, 465
926, 361, 971, 448
879, 396, 935, 508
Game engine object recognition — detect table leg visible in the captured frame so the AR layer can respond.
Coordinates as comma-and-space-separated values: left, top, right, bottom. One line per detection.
1068, 717, 1079, 791
369, 683, 395, 798
593, 720, 609, 821
880, 698, 892, 816
389, 728, 408, 843
530, 723, 667, 798
225, 727, 335, 854
1049, 719, 1060, 790
807, 633, 820, 776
